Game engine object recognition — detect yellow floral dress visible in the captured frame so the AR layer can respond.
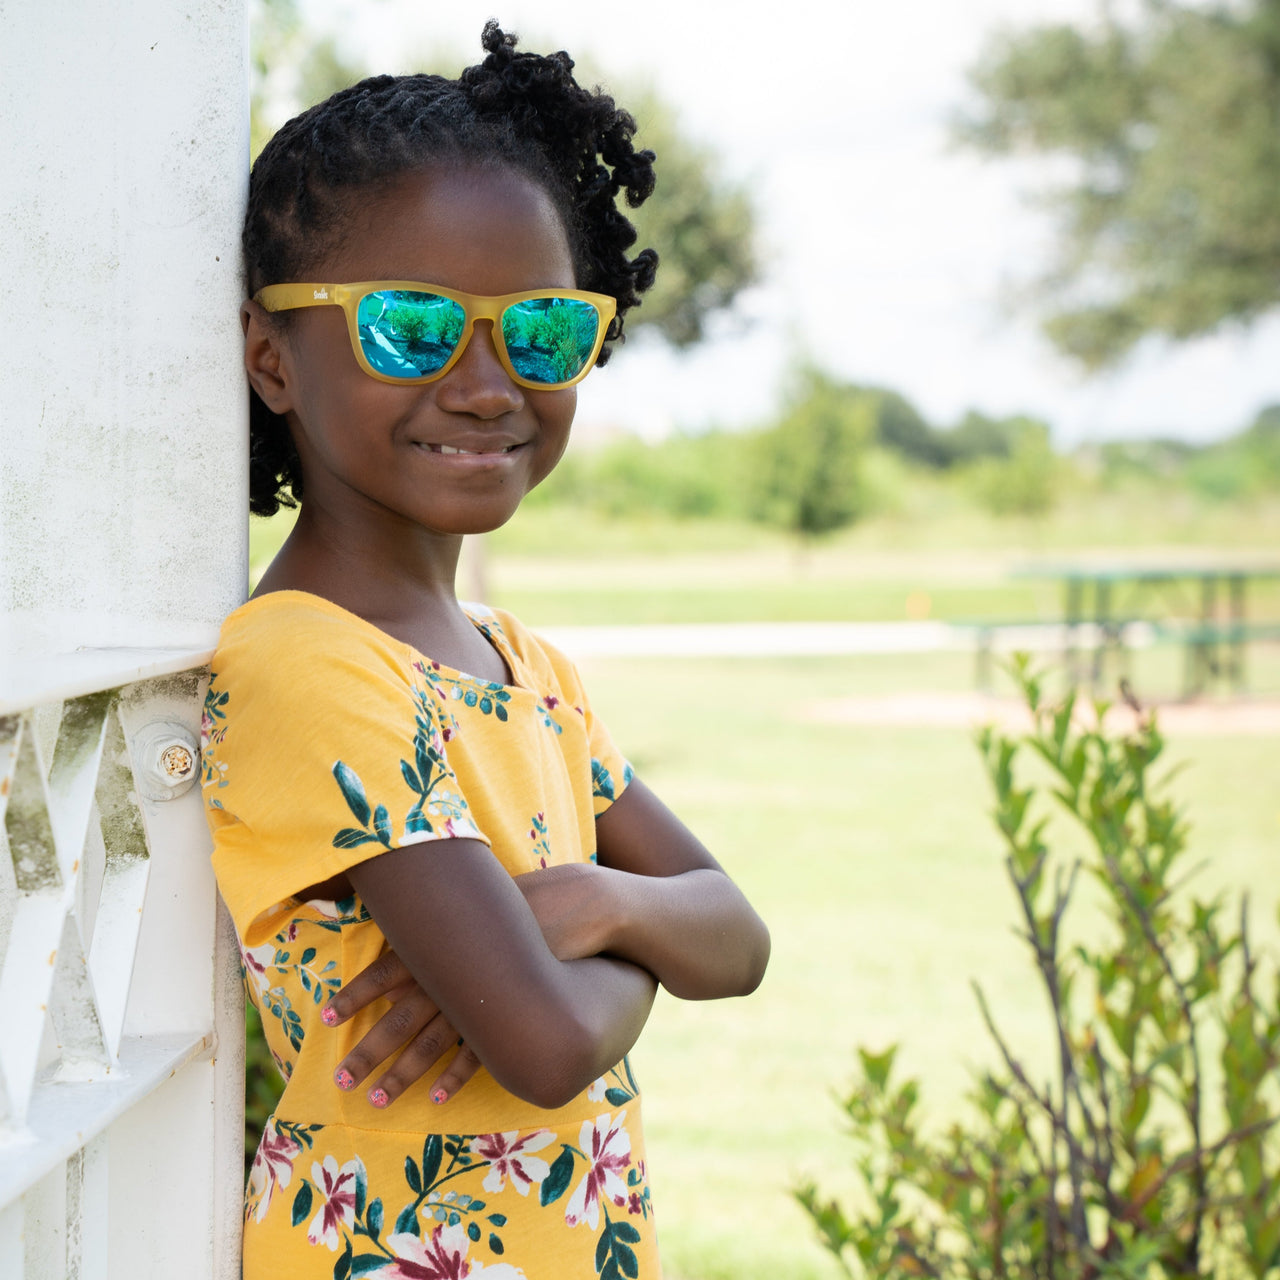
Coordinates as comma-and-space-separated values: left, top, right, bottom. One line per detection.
202, 592, 658, 1280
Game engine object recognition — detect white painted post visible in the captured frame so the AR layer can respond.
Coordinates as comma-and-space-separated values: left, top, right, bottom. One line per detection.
0, 1, 249, 1276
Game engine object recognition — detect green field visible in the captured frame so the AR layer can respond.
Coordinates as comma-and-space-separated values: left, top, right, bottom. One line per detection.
578, 652, 1280, 1280
247, 499, 1280, 1278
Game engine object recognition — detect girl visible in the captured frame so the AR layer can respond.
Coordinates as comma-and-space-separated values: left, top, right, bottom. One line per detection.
202, 22, 770, 1280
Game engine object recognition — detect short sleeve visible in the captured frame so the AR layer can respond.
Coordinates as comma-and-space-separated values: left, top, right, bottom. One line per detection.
201, 603, 488, 945
491, 611, 634, 819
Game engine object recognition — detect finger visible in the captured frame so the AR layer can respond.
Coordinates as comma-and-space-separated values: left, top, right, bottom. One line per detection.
423, 1041, 484, 1108
323, 949, 419, 1027
333, 985, 438, 1092
366, 1018, 476, 1110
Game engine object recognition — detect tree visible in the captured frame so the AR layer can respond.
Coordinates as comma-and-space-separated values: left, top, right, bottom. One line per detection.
958, 0, 1280, 368
249, 2, 759, 348
624, 94, 759, 347
748, 368, 873, 540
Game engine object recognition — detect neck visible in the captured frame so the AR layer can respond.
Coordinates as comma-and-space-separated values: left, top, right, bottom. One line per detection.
257, 498, 465, 622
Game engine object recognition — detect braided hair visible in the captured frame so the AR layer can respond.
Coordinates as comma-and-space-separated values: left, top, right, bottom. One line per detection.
245, 21, 658, 516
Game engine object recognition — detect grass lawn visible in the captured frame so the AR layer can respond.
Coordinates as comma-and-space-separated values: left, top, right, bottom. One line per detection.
575, 651, 1280, 1280
244, 503, 1280, 1276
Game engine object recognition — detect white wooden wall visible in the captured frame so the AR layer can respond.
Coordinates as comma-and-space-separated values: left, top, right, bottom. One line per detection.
0, 1, 249, 1275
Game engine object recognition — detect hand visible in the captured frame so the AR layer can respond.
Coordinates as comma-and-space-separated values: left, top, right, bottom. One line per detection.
322, 950, 481, 1109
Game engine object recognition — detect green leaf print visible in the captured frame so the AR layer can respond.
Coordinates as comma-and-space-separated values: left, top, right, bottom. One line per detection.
366, 1197, 383, 1239
291, 1180, 313, 1227
395, 1204, 420, 1237
540, 1146, 575, 1206
334, 1239, 352, 1280
372, 804, 392, 848
333, 827, 382, 850
333, 761, 371, 826
405, 1156, 422, 1195
400, 759, 421, 792
592, 759, 616, 802
421, 1133, 443, 1189
605, 1088, 632, 1107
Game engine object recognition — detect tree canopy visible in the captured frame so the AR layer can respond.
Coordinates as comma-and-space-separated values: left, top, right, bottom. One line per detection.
958, 0, 1280, 368
249, 0, 758, 350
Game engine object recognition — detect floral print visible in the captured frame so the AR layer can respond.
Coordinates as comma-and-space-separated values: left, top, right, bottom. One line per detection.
476, 1130, 556, 1197
207, 598, 654, 1276
331, 676, 481, 852
249, 1118, 653, 1279
564, 1113, 631, 1232
306, 1155, 363, 1250
377, 1224, 526, 1278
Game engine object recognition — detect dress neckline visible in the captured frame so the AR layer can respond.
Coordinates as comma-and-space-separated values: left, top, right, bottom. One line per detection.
228, 589, 530, 694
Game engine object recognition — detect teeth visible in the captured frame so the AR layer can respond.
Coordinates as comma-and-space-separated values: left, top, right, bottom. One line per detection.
433, 444, 516, 455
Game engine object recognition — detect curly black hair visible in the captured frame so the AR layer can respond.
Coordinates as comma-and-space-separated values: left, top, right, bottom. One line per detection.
245, 21, 658, 516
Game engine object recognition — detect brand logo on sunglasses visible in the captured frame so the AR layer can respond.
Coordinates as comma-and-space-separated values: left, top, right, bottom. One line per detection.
313, 288, 329, 300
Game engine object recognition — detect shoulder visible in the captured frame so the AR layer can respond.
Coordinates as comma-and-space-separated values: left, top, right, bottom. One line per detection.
210, 592, 421, 736
215, 591, 411, 685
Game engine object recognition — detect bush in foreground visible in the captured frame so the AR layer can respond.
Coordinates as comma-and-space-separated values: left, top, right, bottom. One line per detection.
798, 659, 1280, 1277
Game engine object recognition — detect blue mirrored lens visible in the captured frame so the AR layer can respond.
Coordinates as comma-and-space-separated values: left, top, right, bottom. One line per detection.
501, 297, 601, 385
356, 290, 465, 379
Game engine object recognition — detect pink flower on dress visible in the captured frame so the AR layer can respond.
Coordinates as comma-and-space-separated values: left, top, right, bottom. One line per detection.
475, 1129, 555, 1196
564, 1112, 632, 1231
246, 1120, 300, 1222
377, 1225, 526, 1278
542, 695, 559, 710
307, 1154, 362, 1250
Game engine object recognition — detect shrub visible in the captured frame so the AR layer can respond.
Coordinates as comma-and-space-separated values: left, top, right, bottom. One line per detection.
797, 659, 1280, 1278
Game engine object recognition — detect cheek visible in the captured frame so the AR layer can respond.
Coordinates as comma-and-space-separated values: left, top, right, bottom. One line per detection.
534, 389, 576, 476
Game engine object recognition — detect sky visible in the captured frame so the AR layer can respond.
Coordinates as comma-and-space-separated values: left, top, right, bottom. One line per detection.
299, 0, 1280, 447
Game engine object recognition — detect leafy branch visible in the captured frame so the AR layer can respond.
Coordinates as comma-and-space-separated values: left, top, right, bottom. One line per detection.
797, 656, 1280, 1278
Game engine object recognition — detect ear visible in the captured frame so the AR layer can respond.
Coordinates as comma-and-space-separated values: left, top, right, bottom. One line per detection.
242, 299, 295, 415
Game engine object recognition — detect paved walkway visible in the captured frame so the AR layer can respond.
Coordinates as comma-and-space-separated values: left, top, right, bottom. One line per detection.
537, 620, 1103, 659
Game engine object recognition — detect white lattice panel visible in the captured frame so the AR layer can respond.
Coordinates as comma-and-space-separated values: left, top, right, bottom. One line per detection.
0, 671, 244, 1278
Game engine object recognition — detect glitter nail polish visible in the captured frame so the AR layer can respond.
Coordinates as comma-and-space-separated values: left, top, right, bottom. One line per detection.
334, 1068, 354, 1090
432, 1087, 448, 1105
369, 1088, 389, 1108
321, 1006, 339, 1026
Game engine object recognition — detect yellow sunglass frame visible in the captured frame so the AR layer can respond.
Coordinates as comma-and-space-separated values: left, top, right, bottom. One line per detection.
254, 281, 618, 391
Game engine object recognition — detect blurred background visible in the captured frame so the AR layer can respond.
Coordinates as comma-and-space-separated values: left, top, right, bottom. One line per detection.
246, 3, 1280, 1276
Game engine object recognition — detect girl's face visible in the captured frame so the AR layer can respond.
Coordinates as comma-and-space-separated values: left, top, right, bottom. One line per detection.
250, 165, 580, 541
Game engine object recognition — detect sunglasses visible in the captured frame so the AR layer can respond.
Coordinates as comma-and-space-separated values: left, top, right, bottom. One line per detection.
254, 281, 617, 391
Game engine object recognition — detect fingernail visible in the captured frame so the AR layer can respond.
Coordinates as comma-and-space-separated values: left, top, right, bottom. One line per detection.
334, 1068, 355, 1090
431, 1087, 448, 1105
321, 1006, 339, 1026
369, 1088, 389, 1108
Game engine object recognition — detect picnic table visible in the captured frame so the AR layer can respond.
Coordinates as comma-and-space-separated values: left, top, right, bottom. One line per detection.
1016, 560, 1280, 695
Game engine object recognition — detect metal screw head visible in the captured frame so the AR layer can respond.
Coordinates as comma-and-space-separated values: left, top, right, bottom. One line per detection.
158, 741, 196, 783
133, 721, 200, 800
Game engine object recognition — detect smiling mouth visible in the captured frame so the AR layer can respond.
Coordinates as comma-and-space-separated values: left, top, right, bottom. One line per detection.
425, 443, 520, 456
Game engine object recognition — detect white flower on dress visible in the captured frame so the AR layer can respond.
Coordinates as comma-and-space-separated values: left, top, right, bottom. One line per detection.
586, 1077, 607, 1102
378, 1224, 527, 1278
564, 1112, 632, 1231
474, 1129, 555, 1196
240, 941, 274, 1001
246, 1119, 300, 1222
306, 1154, 362, 1250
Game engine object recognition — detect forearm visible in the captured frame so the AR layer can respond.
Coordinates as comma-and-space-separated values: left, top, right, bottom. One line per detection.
601, 866, 771, 1000
350, 841, 657, 1110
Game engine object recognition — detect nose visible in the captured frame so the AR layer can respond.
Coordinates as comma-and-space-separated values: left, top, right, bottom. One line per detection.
435, 319, 524, 418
